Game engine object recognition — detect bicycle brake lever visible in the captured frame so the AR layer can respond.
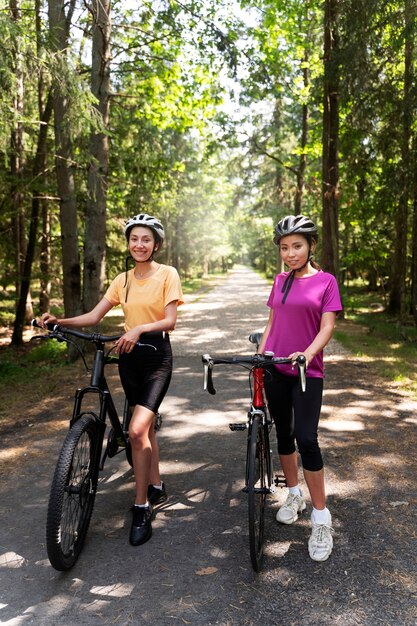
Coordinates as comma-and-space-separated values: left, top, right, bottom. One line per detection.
136, 342, 157, 351
202, 355, 216, 395
296, 355, 307, 393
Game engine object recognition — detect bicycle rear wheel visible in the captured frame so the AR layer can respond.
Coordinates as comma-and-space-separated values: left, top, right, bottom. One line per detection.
247, 414, 269, 572
46, 413, 100, 571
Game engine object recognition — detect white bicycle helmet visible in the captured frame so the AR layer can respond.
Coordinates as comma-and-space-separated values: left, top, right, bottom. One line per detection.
273, 214, 317, 245
123, 213, 165, 242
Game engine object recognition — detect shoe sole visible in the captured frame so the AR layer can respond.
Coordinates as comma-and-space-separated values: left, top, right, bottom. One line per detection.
129, 526, 152, 546
308, 547, 333, 562
148, 493, 168, 506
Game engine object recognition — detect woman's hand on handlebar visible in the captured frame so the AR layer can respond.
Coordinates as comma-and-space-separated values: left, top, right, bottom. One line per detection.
39, 312, 59, 328
115, 327, 141, 354
288, 351, 311, 368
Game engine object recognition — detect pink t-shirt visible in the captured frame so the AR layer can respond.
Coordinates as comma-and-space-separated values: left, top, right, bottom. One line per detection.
265, 270, 342, 378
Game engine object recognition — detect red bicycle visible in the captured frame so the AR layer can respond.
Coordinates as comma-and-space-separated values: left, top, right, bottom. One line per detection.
202, 333, 306, 572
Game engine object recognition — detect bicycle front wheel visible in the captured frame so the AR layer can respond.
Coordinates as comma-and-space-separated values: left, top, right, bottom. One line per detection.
247, 414, 269, 572
46, 414, 100, 571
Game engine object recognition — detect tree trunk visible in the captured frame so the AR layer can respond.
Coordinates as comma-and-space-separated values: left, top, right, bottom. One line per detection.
9, 0, 25, 303
388, 0, 414, 319
12, 94, 53, 345
294, 49, 309, 215
321, 0, 340, 278
36, 0, 51, 314
12, 0, 53, 345
272, 98, 284, 206
411, 135, 417, 325
48, 0, 82, 318
412, 202, 417, 324
39, 201, 51, 313
83, 0, 111, 312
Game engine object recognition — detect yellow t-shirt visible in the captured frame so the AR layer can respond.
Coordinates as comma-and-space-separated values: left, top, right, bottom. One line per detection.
104, 265, 184, 330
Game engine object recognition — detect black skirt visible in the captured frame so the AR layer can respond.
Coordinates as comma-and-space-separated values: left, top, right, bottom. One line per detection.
118, 332, 173, 413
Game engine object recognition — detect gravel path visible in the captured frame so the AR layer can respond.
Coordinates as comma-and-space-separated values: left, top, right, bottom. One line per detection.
0, 266, 416, 625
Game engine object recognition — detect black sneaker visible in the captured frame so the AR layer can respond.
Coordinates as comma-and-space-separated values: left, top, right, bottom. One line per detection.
147, 481, 167, 506
129, 505, 153, 546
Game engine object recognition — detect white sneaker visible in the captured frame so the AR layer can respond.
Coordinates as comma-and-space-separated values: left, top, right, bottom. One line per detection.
276, 491, 306, 524
308, 513, 334, 562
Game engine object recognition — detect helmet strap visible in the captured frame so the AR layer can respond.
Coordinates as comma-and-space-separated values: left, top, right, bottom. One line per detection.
281, 270, 296, 304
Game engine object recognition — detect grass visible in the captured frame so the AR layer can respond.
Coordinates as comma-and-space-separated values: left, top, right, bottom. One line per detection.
334, 286, 417, 398
0, 339, 68, 385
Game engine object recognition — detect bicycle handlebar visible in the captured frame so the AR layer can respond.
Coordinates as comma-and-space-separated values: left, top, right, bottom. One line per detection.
31, 319, 161, 351
201, 353, 307, 395
31, 319, 121, 343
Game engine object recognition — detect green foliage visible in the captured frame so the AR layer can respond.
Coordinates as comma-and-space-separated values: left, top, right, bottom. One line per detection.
0, 337, 68, 394
25, 339, 68, 364
1, 0, 417, 335
334, 289, 417, 399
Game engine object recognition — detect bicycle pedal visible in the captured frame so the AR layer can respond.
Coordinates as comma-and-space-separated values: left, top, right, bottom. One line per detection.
154, 412, 162, 431
229, 423, 247, 431
274, 474, 287, 487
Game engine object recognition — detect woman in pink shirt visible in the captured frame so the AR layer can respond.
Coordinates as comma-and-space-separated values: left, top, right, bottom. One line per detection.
258, 215, 342, 562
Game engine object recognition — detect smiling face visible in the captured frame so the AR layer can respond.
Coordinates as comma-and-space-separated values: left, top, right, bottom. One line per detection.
279, 233, 316, 273
128, 226, 158, 263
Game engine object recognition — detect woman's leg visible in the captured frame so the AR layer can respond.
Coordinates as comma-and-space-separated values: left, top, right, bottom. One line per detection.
264, 371, 305, 522
303, 467, 326, 510
293, 380, 333, 560
279, 451, 299, 487
128, 405, 155, 505
148, 422, 161, 486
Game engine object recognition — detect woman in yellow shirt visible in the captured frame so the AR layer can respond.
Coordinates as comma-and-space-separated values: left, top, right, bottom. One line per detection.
40, 214, 184, 547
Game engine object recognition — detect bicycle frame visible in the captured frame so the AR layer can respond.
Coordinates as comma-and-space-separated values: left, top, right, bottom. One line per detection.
242, 366, 271, 483
70, 347, 128, 469
252, 367, 264, 409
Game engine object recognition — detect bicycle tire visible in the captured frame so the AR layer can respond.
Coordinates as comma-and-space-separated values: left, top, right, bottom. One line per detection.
247, 414, 268, 572
46, 413, 100, 571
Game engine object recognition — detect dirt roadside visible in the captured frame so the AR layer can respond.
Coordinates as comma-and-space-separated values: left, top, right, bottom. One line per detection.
0, 266, 416, 625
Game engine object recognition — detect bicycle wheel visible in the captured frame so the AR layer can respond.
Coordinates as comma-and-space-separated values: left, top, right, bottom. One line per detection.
247, 414, 269, 572
46, 413, 100, 571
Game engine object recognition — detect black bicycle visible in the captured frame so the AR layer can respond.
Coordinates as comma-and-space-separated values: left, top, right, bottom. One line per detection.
31, 320, 162, 571
202, 333, 306, 572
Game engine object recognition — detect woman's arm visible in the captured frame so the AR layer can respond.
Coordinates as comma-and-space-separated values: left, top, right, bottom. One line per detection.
115, 300, 179, 354
258, 309, 274, 354
40, 298, 114, 329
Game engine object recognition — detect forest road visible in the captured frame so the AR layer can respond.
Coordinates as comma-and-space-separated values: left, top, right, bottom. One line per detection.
1, 265, 417, 625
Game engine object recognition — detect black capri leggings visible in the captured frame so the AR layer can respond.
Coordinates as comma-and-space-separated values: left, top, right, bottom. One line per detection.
264, 368, 324, 472
118, 333, 173, 414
